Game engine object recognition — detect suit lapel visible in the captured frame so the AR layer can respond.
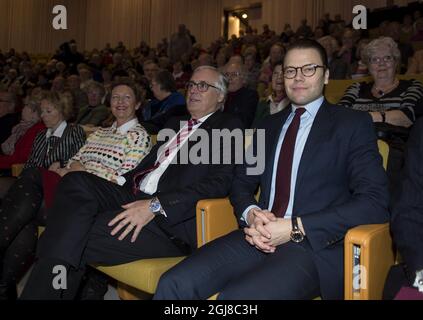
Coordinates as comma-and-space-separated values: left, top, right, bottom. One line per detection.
294, 101, 334, 196
156, 111, 223, 189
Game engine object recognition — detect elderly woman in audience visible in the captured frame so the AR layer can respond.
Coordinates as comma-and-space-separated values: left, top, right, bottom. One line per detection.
339, 36, 423, 192
0, 93, 45, 170
339, 37, 423, 130
252, 62, 290, 128
0, 79, 151, 300
0, 90, 84, 199
141, 70, 186, 134
75, 81, 110, 129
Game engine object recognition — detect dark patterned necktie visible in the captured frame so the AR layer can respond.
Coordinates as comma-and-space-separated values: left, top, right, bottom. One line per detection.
272, 108, 306, 217
132, 119, 199, 194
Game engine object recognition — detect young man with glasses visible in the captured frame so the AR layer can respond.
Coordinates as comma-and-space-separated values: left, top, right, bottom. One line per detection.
155, 39, 389, 300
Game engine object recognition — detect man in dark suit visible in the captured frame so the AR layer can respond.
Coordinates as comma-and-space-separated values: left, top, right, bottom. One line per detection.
223, 62, 259, 128
385, 118, 423, 298
154, 39, 389, 300
20, 66, 243, 299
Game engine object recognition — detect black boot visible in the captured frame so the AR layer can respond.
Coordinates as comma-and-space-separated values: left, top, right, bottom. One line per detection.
0, 252, 17, 300
76, 267, 109, 300
0, 282, 17, 300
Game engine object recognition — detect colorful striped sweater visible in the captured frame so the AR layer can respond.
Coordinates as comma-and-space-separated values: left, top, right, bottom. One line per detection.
68, 121, 151, 183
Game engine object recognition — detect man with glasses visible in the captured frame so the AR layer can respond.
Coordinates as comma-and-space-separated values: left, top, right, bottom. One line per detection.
20, 66, 243, 299
155, 39, 389, 300
223, 62, 258, 128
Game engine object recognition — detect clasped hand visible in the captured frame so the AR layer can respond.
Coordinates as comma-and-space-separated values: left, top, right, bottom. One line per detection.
108, 200, 155, 243
244, 208, 293, 254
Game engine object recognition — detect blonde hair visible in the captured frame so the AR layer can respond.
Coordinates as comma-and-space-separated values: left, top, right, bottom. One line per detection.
41, 91, 74, 120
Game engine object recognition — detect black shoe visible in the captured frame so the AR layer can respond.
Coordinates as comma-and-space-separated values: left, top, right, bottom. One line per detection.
77, 268, 108, 300
0, 282, 17, 300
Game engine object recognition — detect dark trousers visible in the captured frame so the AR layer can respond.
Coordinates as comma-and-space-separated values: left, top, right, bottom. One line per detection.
20, 172, 185, 300
154, 230, 321, 300
0, 168, 45, 286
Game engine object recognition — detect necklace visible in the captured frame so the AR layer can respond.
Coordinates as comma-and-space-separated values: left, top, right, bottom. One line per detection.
372, 79, 399, 98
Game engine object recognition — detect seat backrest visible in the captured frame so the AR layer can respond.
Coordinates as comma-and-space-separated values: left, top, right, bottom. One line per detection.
325, 77, 372, 104
377, 140, 389, 170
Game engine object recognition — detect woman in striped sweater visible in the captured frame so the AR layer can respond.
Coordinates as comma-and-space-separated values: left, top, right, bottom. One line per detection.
0, 79, 151, 300
339, 37, 423, 193
339, 37, 423, 130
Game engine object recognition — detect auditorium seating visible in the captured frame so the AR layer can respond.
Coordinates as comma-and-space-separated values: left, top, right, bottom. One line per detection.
98, 140, 391, 300
324, 74, 423, 104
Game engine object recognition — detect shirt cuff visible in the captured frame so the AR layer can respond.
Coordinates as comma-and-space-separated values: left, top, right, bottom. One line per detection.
241, 205, 261, 226
413, 269, 423, 293
116, 176, 126, 186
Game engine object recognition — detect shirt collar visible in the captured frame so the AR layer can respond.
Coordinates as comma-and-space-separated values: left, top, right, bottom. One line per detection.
173, 71, 184, 78
195, 112, 214, 124
112, 118, 139, 134
46, 121, 67, 139
291, 96, 324, 119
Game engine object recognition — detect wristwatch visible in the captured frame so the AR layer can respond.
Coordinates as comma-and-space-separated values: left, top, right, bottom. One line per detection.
149, 197, 165, 216
290, 217, 305, 243
380, 111, 386, 123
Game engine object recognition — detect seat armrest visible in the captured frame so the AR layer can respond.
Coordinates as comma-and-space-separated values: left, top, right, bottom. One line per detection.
344, 223, 395, 300
196, 198, 238, 248
11, 164, 24, 177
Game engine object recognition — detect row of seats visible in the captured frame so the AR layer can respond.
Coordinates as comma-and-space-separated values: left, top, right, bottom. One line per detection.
97, 140, 394, 300
325, 74, 423, 104
12, 94, 398, 300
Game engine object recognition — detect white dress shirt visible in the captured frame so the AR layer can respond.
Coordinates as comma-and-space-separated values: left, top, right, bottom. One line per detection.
139, 112, 214, 195
242, 96, 324, 224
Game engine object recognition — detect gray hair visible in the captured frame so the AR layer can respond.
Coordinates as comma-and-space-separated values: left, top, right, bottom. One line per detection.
193, 65, 228, 98
224, 62, 249, 86
362, 36, 401, 66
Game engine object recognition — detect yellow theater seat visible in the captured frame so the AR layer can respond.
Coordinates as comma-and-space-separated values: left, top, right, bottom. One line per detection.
35, 139, 391, 300
325, 74, 423, 105
344, 139, 392, 300
94, 197, 238, 299
11, 164, 24, 177
325, 77, 372, 104
344, 223, 395, 300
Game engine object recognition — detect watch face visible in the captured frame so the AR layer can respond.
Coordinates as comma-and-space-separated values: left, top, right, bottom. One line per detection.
150, 201, 161, 212
291, 230, 304, 243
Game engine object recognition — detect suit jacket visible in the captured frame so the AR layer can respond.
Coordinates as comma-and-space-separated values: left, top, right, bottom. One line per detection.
230, 100, 389, 299
391, 118, 423, 279
124, 111, 244, 249
224, 87, 258, 128
24, 124, 86, 170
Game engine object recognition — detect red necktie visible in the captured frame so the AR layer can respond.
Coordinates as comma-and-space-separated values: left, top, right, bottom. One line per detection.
132, 119, 199, 194
272, 108, 306, 217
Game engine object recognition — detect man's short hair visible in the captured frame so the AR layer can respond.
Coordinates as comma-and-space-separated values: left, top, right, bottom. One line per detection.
285, 39, 328, 69
193, 66, 228, 98
154, 70, 177, 93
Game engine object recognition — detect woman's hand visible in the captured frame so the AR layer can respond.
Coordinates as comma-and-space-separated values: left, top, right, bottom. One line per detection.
69, 161, 86, 172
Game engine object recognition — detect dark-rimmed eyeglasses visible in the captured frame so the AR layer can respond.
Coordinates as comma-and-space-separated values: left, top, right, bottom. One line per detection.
223, 72, 241, 79
369, 56, 394, 65
186, 81, 220, 93
283, 64, 326, 79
